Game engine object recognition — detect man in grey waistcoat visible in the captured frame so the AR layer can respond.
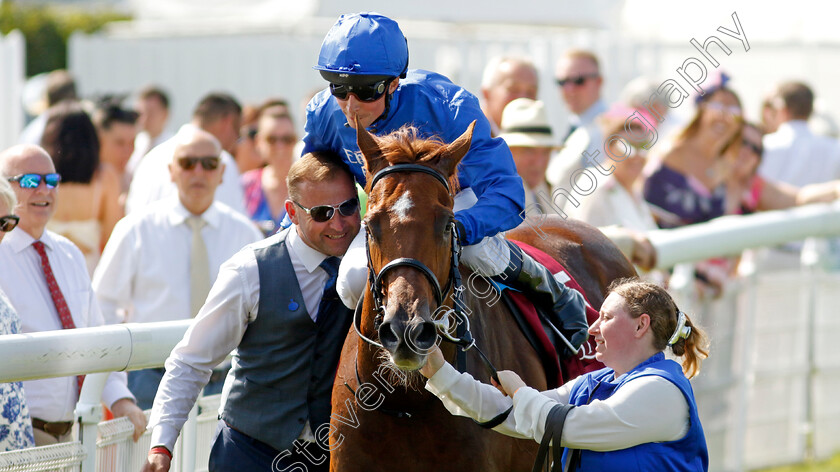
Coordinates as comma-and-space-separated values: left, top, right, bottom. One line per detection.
142, 151, 362, 472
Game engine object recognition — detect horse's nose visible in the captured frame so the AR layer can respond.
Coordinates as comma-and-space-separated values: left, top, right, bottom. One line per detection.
378, 318, 437, 354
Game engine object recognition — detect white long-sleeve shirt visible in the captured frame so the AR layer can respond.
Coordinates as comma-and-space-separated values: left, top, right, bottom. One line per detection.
425, 362, 689, 450
760, 120, 840, 187
125, 124, 246, 215
0, 229, 134, 422
147, 229, 335, 451
92, 198, 262, 324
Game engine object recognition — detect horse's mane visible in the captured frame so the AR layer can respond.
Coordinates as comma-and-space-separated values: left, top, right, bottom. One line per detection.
364, 125, 461, 195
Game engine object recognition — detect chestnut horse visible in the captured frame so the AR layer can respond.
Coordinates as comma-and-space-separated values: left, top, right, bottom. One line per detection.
329, 122, 636, 471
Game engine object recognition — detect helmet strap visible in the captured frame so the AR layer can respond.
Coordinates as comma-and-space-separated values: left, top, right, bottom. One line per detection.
370, 78, 396, 129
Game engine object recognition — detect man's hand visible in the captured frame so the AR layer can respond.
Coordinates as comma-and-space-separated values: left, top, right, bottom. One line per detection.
630, 232, 657, 271
141, 451, 171, 472
110, 398, 147, 442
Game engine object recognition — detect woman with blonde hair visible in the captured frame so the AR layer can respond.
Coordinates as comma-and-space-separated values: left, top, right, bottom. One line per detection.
421, 277, 710, 471
0, 178, 35, 451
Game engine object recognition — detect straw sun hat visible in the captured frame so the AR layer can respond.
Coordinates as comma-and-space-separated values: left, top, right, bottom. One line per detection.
498, 98, 560, 149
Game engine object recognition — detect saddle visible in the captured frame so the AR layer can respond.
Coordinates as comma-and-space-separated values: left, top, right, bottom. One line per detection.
501, 241, 604, 388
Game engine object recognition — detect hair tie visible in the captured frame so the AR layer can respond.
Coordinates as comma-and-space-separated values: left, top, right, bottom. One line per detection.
668, 311, 691, 346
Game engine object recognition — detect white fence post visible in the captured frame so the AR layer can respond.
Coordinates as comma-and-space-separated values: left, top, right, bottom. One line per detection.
0, 29, 25, 151
76, 372, 108, 472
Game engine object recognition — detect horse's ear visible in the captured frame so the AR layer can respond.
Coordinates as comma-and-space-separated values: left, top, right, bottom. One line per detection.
355, 117, 387, 175
438, 120, 475, 177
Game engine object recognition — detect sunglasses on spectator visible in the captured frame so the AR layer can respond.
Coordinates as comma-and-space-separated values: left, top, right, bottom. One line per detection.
293, 197, 359, 223
0, 215, 19, 232
555, 73, 599, 87
742, 139, 763, 156
329, 79, 392, 102
703, 102, 742, 116
7, 173, 61, 189
177, 156, 221, 171
264, 134, 297, 146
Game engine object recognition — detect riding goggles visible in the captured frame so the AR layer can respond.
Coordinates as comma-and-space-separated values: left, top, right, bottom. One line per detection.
329, 79, 392, 102
177, 156, 221, 171
0, 215, 19, 232
7, 173, 61, 189
293, 197, 359, 222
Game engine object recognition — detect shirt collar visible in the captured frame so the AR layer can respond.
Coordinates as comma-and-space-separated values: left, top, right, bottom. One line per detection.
4, 227, 55, 254
576, 98, 608, 124
287, 226, 332, 274
168, 198, 221, 229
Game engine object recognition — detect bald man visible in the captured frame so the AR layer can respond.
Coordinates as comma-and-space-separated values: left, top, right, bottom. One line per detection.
480, 56, 539, 135
93, 129, 262, 409
0, 144, 146, 445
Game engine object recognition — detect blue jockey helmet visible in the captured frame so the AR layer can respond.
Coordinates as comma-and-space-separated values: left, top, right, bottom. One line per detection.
314, 12, 409, 85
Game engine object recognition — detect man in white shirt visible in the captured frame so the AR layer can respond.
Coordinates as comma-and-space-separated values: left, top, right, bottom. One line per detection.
0, 144, 146, 446
546, 49, 608, 192
760, 81, 840, 187
126, 92, 246, 215
93, 128, 262, 409
142, 152, 361, 472
127, 86, 173, 180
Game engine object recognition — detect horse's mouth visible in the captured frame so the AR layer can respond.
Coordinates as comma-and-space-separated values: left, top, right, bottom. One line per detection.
386, 350, 428, 372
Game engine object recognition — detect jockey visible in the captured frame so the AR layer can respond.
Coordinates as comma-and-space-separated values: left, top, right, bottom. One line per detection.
303, 12, 589, 357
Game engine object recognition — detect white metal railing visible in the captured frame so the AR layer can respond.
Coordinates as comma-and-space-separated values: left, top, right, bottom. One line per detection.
1, 203, 840, 471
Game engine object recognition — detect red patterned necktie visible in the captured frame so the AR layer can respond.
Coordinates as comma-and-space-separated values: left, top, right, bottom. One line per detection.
32, 240, 84, 394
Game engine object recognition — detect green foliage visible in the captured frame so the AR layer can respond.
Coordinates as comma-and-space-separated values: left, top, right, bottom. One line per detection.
0, 2, 130, 77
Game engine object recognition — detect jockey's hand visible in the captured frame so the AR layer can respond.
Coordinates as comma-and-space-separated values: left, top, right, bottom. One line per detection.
419, 346, 445, 378
494, 370, 526, 397
141, 451, 171, 472
111, 397, 147, 442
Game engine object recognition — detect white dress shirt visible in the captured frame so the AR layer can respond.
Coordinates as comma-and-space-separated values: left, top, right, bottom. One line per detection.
0, 229, 134, 422
127, 129, 174, 179
760, 120, 840, 187
92, 198, 263, 325
566, 176, 658, 232
124, 124, 246, 215
547, 99, 608, 193
147, 228, 335, 451
426, 362, 689, 450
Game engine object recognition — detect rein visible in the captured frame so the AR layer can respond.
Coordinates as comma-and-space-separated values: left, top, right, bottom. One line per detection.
350, 162, 512, 428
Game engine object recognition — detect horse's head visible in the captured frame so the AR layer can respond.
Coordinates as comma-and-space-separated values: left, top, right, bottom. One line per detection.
357, 120, 475, 371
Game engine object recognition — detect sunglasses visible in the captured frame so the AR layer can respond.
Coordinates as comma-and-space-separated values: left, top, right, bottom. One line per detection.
742, 139, 763, 156
555, 73, 599, 87
703, 102, 742, 117
7, 173, 61, 189
329, 79, 391, 102
0, 215, 19, 232
264, 134, 297, 146
293, 197, 359, 223
177, 156, 221, 171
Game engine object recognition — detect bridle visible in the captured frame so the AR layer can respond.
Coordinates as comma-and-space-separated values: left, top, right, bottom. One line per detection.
350, 162, 511, 428
352, 163, 464, 349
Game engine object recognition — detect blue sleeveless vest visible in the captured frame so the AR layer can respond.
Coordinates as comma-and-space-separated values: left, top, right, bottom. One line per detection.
564, 352, 708, 471
220, 231, 353, 452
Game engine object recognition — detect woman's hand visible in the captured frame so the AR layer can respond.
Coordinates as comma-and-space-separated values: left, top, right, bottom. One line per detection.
492, 370, 526, 397
419, 346, 445, 378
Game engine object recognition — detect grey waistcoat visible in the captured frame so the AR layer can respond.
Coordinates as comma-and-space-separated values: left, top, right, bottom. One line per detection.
220, 232, 352, 452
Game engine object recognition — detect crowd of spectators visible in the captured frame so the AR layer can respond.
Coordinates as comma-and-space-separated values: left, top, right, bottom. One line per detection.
2, 44, 840, 453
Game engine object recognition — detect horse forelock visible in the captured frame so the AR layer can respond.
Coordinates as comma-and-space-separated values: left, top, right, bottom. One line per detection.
363, 125, 461, 195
